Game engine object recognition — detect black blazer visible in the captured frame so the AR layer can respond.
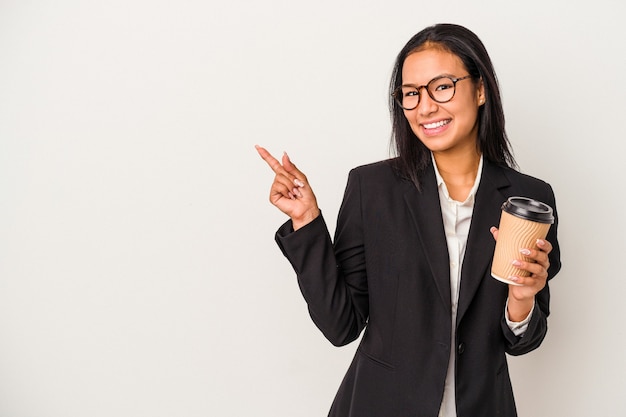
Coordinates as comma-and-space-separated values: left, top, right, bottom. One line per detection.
276, 158, 561, 417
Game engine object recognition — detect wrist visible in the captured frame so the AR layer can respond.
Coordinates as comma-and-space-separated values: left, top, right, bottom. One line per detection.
292, 208, 321, 231
507, 293, 534, 322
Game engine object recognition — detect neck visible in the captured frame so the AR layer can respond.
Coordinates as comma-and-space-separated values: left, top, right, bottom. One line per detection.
434, 149, 481, 178
433, 150, 482, 201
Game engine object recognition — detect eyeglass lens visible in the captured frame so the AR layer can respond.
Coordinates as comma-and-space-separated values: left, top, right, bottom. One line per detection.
395, 76, 459, 110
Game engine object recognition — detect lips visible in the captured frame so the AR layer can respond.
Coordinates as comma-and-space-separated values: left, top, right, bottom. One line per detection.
422, 119, 451, 129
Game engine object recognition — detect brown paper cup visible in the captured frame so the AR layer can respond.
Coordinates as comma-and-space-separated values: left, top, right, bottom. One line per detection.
491, 197, 554, 286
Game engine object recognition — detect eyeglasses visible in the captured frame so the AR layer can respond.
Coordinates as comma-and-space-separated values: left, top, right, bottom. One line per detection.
392, 75, 472, 110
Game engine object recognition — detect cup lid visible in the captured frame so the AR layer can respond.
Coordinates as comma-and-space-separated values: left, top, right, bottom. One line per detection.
502, 196, 554, 224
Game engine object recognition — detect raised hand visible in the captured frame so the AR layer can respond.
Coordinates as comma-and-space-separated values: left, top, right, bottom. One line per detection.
490, 226, 553, 321
256, 145, 320, 230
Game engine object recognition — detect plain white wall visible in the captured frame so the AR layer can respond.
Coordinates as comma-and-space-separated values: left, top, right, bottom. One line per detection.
1, 0, 624, 416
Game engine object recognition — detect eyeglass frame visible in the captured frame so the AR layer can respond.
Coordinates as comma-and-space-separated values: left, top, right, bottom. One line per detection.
391, 75, 473, 110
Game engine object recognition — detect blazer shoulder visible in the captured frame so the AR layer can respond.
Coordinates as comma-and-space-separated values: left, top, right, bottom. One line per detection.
505, 166, 551, 186
490, 163, 556, 204
486, 161, 552, 188
348, 158, 404, 183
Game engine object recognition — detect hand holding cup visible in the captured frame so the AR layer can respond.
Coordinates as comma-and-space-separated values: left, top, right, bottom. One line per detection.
491, 197, 554, 287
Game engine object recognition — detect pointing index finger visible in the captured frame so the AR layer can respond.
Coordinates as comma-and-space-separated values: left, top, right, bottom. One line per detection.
255, 145, 284, 174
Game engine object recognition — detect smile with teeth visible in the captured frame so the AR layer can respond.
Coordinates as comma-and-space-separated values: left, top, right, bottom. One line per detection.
422, 119, 450, 129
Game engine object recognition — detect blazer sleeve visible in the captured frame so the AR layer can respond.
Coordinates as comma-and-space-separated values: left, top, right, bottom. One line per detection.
502, 182, 562, 355
275, 169, 369, 347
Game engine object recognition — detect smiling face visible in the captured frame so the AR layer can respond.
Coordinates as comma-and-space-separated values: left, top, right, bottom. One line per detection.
401, 47, 484, 157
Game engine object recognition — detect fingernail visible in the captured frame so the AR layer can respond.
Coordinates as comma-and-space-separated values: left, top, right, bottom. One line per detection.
512, 260, 522, 267
294, 179, 305, 187
536, 239, 545, 246
519, 248, 531, 256
288, 192, 295, 200
293, 187, 302, 198
509, 276, 520, 283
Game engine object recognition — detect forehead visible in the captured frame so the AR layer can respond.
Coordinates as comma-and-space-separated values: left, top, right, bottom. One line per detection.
401, 48, 467, 85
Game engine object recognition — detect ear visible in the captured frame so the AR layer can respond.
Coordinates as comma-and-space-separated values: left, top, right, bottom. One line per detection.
476, 79, 486, 106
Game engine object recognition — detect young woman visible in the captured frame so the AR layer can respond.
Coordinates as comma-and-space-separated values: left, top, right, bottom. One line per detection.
256, 23, 561, 417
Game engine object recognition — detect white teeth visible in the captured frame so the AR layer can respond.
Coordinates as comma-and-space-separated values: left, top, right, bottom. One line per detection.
423, 120, 450, 129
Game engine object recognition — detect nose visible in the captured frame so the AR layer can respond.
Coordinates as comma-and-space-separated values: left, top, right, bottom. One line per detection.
417, 89, 438, 116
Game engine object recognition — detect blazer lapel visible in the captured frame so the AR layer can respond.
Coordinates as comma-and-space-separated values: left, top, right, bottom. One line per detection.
456, 160, 511, 325
403, 163, 452, 312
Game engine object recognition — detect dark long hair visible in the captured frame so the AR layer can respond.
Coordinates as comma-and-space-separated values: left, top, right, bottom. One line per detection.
390, 23, 516, 189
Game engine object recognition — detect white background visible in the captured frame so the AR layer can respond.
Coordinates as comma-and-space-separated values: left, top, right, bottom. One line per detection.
1, 1, 624, 416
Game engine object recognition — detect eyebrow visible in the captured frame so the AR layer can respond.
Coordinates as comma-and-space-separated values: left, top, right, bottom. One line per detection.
401, 73, 457, 88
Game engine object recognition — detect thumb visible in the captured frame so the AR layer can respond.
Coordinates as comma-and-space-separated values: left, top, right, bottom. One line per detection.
282, 151, 307, 188
282, 152, 300, 176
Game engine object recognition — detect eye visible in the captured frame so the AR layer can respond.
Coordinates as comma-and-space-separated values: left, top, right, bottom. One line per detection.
402, 88, 419, 97
434, 82, 454, 91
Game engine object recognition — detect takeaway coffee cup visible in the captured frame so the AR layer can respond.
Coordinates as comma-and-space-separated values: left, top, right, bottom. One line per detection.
491, 196, 554, 286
